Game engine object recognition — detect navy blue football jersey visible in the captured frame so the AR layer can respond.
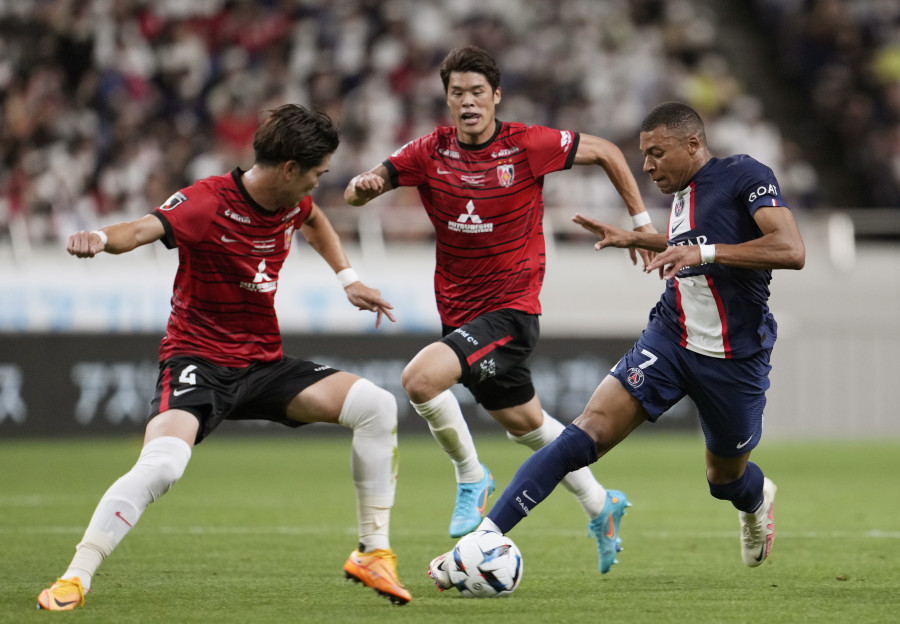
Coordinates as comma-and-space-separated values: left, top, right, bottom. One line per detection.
646, 155, 787, 358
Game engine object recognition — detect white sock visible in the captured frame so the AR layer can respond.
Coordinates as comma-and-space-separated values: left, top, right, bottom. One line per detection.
507, 411, 607, 517
478, 517, 502, 533
62, 436, 192, 590
339, 379, 398, 552
411, 390, 482, 483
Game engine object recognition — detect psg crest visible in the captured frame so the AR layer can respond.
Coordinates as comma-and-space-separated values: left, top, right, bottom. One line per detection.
626, 367, 644, 388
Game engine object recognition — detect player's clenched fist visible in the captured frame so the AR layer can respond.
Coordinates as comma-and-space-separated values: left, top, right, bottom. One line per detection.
346, 173, 385, 204
67, 230, 106, 258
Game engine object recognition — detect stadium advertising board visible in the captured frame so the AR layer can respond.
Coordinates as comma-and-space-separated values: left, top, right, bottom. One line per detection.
0, 333, 696, 437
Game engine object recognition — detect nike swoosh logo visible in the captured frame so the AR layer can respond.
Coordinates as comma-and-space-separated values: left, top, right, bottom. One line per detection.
736, 434, 754, 449
53, 598, 79, 608
670, 219, 685, 231
221, 235, 238, 243
172, 387, 196, 397
753, 543, 766, 562
115, 511, 133, 527
605, 515, 616, 539
522, 490, 537, 504
476, 488, 489, 516
436, 168, 453, 175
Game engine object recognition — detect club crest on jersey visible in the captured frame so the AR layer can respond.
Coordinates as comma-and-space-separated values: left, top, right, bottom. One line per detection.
449, 200, 493, 233
674, 196, 685, 217
497, 164, 515, 188
240, 259, 277, 293
626, 367, 644, 388
159, 191, 187, 211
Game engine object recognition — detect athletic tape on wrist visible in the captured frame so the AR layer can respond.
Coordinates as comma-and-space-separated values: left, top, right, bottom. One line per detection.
336, 267, 360, 288
699, 244, 716, 265
631, 212, 652, 228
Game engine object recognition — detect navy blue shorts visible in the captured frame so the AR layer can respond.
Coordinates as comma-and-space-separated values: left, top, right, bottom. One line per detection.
610, 330, 771, 457
149, 355, 340, 444
441, 308, 539, 411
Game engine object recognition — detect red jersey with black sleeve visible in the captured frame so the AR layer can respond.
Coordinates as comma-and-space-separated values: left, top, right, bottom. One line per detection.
152, 168, 313, 366
385, 120, 579, 326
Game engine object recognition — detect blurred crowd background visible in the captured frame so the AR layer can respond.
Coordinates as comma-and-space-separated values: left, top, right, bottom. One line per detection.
1, 0, 899, 251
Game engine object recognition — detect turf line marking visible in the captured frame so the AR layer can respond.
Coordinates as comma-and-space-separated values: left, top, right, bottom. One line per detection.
4, 526, 900, 539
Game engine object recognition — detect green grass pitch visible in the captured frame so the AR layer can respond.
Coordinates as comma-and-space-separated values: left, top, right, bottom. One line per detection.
2, 431, 898, 623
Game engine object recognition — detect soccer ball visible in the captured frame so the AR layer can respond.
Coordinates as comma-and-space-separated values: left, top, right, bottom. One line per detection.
427, 551, 455, 591
446, 530, 523, 598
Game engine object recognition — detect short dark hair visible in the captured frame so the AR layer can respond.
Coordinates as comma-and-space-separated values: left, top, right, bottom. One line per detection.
439, 46, 501, 93
641, 102, 707, 143
253, 104, 340, 169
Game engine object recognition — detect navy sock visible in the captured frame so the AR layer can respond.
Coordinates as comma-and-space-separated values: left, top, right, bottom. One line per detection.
708, 461, 764, 513
487, 424, 599, 533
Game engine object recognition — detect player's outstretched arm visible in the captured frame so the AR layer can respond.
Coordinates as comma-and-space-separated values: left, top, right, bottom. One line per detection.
66, 214, 165, 258
344, 164, 393, 207
645, 206, 806, 280
573, 134, 656, 267
300, 202, 396, 328
573, 213, 668, 253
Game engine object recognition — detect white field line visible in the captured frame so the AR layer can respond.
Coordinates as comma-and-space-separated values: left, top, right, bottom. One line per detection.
3, 526, 899, 539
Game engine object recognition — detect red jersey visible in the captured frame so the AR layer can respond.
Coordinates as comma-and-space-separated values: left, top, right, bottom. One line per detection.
385, 121, 579, 326
152, 168, 313, 366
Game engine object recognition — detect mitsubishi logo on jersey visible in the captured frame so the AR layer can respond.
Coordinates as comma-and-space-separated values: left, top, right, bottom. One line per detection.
458, 201, 482, 224
253, 260, 273, 283
240, 260, 277, 293
449, 201, 493, 233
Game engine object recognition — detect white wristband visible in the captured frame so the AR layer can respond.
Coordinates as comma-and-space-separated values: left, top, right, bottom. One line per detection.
631, 212, 652, 228
699, 244, 716, 265
336, 267, 360, 288
91, 230, 108, 248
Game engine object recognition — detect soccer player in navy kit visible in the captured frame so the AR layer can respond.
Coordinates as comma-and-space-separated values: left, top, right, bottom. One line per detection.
38, 105, 412, 610
345, 46, 653, 573
456, 101, 805, 574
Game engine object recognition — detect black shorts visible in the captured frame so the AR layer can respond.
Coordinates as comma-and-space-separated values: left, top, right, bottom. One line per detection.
149, 355, 340, 444
441, 308, 540, 410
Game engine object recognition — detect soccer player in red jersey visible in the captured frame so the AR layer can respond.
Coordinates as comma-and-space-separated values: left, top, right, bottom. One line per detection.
37, 105, 412, 610
345, 46, 653, 571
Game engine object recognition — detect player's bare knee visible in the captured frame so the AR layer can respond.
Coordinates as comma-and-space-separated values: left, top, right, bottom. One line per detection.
706, 465, 744, 485
503, 420, 539, 438
339, 378, 398, 435
506, 410, 564, 448
400, 363, 437, 404
573, 412, 616, 451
